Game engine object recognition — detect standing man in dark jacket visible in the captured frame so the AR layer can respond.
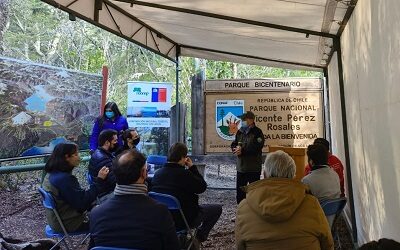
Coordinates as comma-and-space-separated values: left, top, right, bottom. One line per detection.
151, 143, 222, 243
90, 149, 180, 250
231, 111, 265, 204
88, 129, 118, 195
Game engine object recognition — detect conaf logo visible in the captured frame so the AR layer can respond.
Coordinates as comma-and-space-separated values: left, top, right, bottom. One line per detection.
133, 87, 149, 96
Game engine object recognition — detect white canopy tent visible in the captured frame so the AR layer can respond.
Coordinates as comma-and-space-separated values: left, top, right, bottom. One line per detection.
40, 0, 359, 244
41, 0, 354, 71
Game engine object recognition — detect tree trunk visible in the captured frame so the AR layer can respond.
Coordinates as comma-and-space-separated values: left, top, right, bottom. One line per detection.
232, 63, 238, 79
191, 71, 205, 154
0, 0, 10, 53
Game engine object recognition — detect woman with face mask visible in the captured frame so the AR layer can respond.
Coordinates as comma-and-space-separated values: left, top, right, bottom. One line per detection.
89, 102, 129, 152
115, 128, 141, 156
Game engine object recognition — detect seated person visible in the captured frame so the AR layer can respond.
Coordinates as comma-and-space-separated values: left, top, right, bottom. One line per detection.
304, 138, 345, 196
89, 149, 180, 250
88, 129, 118, 195
302, 144, 341, 201
151, 143, 222, 243
235, 150, 333, 250
42, 143, 109, 232
115, 128, 141, 156
302, 144, 341, 226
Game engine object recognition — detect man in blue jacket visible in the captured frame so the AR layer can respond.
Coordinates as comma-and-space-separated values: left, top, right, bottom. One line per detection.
88, 129, 118, 195
89, 150, 180, 250
151, 143, 222, 243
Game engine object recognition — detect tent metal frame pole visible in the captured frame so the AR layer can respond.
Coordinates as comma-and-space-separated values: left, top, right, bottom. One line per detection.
175, 46, 181, 143
116, 0, 337, 39
326, 0, 358, 66
181, 45, 324, 70
323, 67, 332, 143
334, 37, 358, 244
40, 0, 177, 63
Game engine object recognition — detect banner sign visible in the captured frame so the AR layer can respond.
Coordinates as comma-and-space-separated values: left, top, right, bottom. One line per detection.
127, 81, 172, 128
205, 78, 322, 92
0, 56, 102, 160
205, 78, 324, 153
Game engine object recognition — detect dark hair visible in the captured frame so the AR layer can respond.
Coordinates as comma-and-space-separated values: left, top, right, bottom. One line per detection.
167, 142, 188, 162
314, 138, 330, 151
112, 149, 147, 185
98, 129, 118, 147
45, 143, 78, 173
122, 128, 137, 143
358, 238, 400, 250
98, 102, 123, 128
307, 144, 328, 166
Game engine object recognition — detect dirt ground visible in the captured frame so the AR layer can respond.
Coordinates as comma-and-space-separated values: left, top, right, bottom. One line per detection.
0, 166, 354, 250
0, 187, 236, 249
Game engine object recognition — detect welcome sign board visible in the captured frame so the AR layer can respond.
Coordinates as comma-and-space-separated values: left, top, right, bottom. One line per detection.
204, 78, 324, 153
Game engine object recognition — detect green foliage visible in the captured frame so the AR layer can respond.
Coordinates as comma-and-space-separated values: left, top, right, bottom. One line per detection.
1, 0, 322, 142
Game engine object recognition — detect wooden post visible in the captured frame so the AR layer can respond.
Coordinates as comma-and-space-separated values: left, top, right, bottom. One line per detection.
191, 71, 205, 155
100, 66, 108, 115
170, 103, 186, 145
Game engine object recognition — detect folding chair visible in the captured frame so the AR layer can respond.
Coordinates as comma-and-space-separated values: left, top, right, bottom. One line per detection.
87, 172, 94, 185
146, 155, 167, 177
320, 197, 347, 249
38, 187, 90, 250
148, 192, 198, 250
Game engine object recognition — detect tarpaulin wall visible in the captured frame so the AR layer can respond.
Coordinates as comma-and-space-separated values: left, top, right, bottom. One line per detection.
329, 0, 400, 244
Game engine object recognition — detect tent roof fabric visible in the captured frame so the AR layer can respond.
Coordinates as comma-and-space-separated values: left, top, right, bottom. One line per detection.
42, 0, 353, 71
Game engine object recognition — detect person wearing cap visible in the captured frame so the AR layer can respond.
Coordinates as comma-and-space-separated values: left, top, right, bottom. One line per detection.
231, 111, 265, 205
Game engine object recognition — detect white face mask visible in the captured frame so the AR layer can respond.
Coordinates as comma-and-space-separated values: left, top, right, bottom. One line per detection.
242, 121, 248, 127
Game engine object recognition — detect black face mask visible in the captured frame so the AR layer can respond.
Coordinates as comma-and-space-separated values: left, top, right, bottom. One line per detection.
110, 144, 118, 152
132, 137, 140, 146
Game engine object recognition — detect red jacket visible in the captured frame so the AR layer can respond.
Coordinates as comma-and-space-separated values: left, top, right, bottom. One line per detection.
304, 153, 345, 195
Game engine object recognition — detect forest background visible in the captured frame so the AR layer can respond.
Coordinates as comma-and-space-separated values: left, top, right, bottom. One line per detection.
0, 0, 322, 152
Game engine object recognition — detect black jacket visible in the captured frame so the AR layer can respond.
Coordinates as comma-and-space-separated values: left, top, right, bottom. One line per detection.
231, 124, 265, 172
89, 194, 180, 250
114, 144, 136, 156
88, 147, 116, 194
150, 163, 207, 230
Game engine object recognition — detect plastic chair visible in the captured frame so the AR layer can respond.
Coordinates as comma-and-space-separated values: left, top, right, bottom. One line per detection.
147, 155, 167, 166
87, 172, 94, 185
91, 247, 140, 250
321, 197, 347, 221
321, 197, 347, 249
148, 192, 198, 250
38, 187, 90, 250
146, 155, 167, 177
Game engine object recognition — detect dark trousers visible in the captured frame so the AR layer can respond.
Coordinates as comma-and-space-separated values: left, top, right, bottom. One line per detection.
236, 171, 261, 204
193, 204, 222, 242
